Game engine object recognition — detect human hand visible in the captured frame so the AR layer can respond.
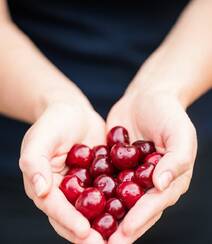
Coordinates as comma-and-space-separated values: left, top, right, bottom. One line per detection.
19, 101, 106, 244
107, 75, 197, 243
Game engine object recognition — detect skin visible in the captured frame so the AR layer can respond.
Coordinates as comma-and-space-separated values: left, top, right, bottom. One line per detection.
0, 0, 211, 243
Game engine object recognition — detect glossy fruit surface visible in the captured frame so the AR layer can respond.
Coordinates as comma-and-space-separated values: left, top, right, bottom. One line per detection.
59, 175, 84, 204
116, 181, 144, 209
93, 145, 109, 158
105, 198, 126, 220
93, 175, 117, 199
75, 187, 106, 220
144, 152, 162, 166
90, 156, 114, 178
135, 163, 155, 189
92, 213, 118, 240
117, 169, 135, 183
66, 167, 91, 187
107, 126, 130, 148
133, 140, 156, 160
66, 144, 93, 168
110, 143, 140, 170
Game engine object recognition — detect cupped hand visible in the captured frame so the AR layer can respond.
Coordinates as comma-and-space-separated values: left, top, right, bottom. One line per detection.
107, 85, 197, 244
19, 101, 106, 244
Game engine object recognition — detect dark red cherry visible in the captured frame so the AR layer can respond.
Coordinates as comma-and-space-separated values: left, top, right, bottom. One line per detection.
66, 144, 93, 168
116, 181, 144, 209
93, 175, 117, 199
117, 169, 135, 183
135, 163, 155, 189
105, 198, 126, 220
90, 156, 114, 178
144, 152, 163, 166
75, 188, 106, 220
93, 145, 109, 158
92, 213, 118, 240
59, 175, 84, 204
110, 143, 140, 170
66, 168, 92, 187
107, 126, 130, 148
132, 140, 156, 160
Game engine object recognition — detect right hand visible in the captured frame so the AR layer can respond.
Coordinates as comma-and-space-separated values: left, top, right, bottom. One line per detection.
19, 101, 106, 244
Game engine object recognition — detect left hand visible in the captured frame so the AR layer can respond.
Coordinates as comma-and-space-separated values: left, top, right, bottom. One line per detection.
106, 76, 197, 244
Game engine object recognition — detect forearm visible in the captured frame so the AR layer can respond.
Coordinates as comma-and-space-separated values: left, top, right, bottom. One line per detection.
0, 21, 90, 123
132, 0, 212, 108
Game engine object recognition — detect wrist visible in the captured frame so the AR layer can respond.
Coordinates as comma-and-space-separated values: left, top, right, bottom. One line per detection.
130, 44, 211, 109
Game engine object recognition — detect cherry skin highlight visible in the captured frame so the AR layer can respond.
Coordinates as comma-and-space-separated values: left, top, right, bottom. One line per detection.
93, 145, 109, 158
59, 175, 84, 204
135, 163, 155, 189
66, 144, 93, 168
110, 143, 140, 170
117, 169, 135, 183
116, 181, 144, 209
90, 156, 114, 178
107, 126, 130, 148
93, 175, 117, 199
133, 140, 156, 160
144, 152, 163, 166
75, 187, 106, 220
92, 213, 118, 240
66, 167, 91, 187
105, 198, 126, 220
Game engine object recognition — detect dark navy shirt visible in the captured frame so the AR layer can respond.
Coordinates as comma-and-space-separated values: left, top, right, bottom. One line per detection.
1, 1, 212, 243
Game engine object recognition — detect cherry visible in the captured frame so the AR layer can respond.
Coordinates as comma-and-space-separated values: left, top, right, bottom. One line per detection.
93, 175, 117, 199
135, 163, 155, 189
92, 213, 118, 240
116, 181, 144, 209
117, 169, 135, 183
93, 145, 109, 158
60, 175, 84, 204
144, 152, 163, 166
105, 198, 126, 220
110, 143, 140, 170
66, 144, 93, 169
107, 126, 130, 148
90, 156, 115, 178
75, 188, 106, 220
66, 168, 92, 187
132, 140, 156, 160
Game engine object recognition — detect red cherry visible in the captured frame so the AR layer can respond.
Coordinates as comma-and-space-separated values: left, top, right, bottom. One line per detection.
66, 144, 93, 168
93, 145, 109, 158
59, 175, 84, 204
135, 163, 155, 189
90, 156, 115, 178
116, 181, 144, 209
144, 152, 163, 166
132, 140, 156, 160
110, 143, 140, 170
75, 188, 106, 220
117, 169, 135, 183
107, 126, 130, 148
105, 198, 126, 220
93, 175, 117, 199
66, 168, 92, 187
92, 213, 118, 240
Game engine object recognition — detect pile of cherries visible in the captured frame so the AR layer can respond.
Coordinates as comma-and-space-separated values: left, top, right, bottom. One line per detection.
60, 126, 162, 240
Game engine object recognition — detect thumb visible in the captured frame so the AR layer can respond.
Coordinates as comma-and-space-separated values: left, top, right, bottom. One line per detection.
153, 120, 197, 191
19, 129, 53, 198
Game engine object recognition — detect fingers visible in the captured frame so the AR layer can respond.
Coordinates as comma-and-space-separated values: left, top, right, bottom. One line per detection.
108, 213, 162, 244
120, 173, 190, 238
153, 116, 197, 191
34, 181, 90, 239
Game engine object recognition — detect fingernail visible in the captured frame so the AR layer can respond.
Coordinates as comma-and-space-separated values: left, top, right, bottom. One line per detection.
158, 171, 173, 191
32, 174, 47, 197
